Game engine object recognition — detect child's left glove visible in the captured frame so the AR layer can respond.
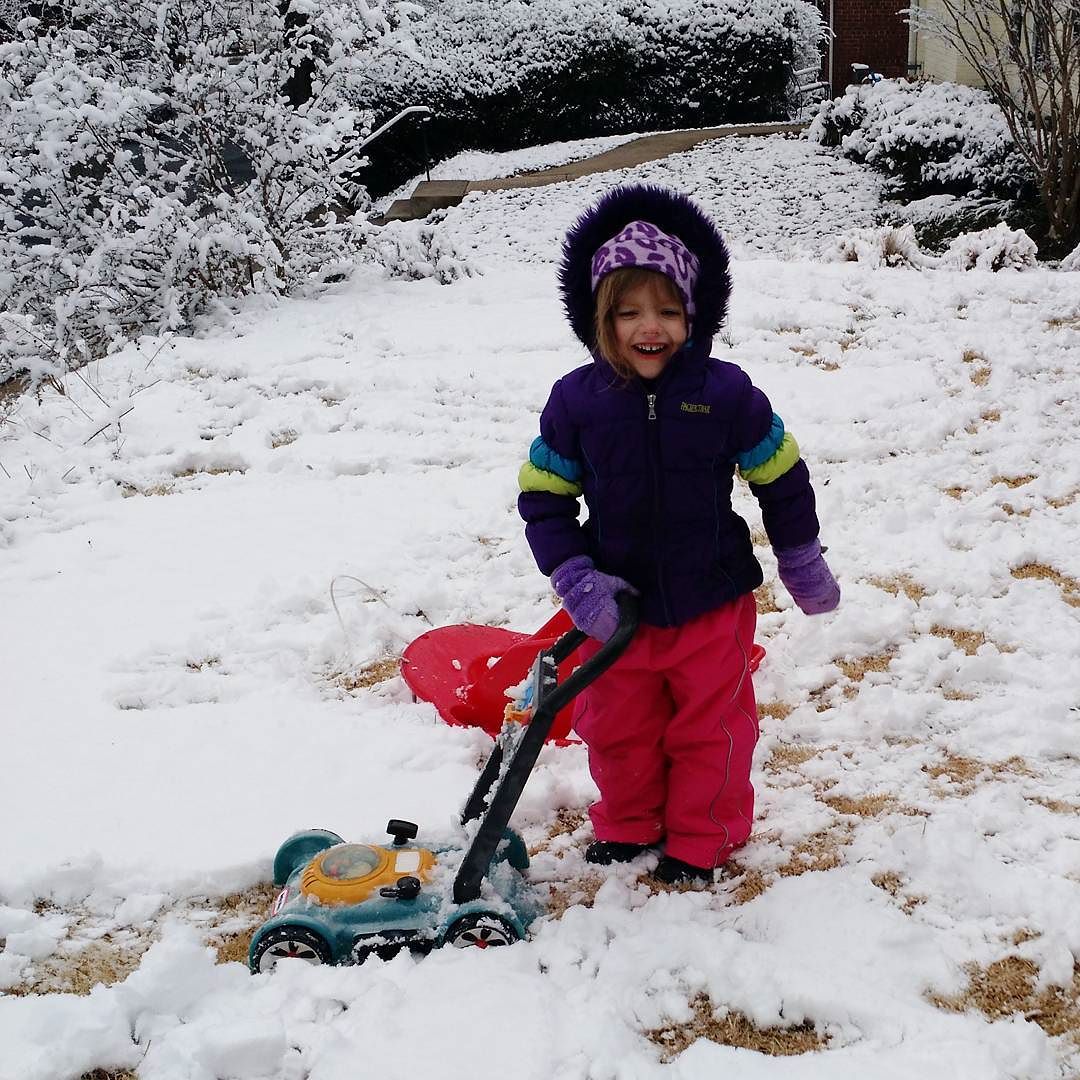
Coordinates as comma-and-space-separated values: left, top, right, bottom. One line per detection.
775, 539, 840, 615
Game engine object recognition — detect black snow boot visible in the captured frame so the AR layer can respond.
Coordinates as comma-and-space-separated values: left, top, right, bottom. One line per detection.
585, 840, 653, 865
652, 855, 713, 885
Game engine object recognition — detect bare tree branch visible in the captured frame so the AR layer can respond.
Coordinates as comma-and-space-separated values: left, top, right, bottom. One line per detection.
910, 0, 1080, 249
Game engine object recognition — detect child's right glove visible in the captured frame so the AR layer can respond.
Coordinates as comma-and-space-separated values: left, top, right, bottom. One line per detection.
775, 539, 840, 615
550, 555, 636, 642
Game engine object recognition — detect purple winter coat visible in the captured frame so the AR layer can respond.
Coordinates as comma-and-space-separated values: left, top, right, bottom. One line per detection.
518, 186, 820, 628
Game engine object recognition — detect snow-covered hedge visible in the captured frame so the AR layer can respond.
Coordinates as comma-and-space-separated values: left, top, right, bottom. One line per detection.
808, 79, 1033, 201
0, 0, 395, 384
828, 221, 1039, 272
358, 0, 823, 193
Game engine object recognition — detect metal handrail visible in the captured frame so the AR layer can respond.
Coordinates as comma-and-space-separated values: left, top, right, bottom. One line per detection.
335, 105, 434, 207
357, 105, 433, 152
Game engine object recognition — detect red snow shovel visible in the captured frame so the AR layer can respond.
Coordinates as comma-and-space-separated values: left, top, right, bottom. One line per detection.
401, 607, 765, 744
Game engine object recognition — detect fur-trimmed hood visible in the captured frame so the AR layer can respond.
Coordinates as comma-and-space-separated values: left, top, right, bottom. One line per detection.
558, 184, 732, 356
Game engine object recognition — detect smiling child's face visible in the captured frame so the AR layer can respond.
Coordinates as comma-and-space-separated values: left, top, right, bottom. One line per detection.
611, 277, 688, 379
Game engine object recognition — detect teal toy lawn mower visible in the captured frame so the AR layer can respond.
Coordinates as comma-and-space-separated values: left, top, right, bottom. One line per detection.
248, 595, 638, 973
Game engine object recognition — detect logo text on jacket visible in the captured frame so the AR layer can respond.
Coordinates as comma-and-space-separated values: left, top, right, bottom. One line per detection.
680, 402, 711, 414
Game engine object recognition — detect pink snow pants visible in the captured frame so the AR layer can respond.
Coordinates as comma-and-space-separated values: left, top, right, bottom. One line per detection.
573, 593, 758, 869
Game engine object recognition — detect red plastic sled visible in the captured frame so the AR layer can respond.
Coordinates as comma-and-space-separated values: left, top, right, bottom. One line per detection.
401, 609, 766, 745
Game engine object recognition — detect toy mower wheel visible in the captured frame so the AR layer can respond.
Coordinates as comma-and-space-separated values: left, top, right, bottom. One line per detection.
444, 912, 519, 950
251, 925, 332, 973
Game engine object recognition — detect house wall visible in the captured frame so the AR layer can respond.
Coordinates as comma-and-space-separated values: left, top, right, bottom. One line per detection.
830, 0, 911, 88
910, 0, 987, 86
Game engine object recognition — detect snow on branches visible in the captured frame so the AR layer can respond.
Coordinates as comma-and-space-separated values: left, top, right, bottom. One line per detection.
0, 0, 429, 384
808, 79, 1033, 201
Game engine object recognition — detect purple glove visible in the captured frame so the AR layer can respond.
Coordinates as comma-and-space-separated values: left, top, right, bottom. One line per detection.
550, 555, 636, 642
775, 539, 840, 615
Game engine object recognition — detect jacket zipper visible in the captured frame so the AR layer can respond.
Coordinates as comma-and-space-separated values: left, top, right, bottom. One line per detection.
644, 390, 673, 623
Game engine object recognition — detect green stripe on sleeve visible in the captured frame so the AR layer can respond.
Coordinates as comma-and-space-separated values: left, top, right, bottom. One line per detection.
740, 433, 801, 485
519, 461, 583, 497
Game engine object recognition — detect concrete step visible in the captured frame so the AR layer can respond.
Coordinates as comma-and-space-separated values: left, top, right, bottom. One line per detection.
375, 180, 472, 224
409, 180, 470, 206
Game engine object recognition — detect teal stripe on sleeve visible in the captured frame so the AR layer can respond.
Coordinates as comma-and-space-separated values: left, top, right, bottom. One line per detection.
735, 413, 785, 471
740, 433, 800, 485
529, 436, 582, 484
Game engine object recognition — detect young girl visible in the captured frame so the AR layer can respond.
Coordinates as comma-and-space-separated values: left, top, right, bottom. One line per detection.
518, 184, 839, 885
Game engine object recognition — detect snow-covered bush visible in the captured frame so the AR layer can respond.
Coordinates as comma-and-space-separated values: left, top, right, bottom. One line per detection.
1061, 245, 1080, 272
808, 80, 1033, 201
357, 0, 823, 193
827, 221, 1039, 273
361, 215, 476, 284
942, 222, 1038, 272
826, 224, 940, 269
0, 0, 395, 384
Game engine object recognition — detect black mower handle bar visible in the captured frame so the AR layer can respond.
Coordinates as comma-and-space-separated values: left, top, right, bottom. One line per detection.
535, 590, 639, 718
453, 592, 639, 904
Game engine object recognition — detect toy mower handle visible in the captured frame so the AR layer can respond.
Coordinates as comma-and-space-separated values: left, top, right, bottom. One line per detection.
533, 590, 638, 718
453, 592, 638, 904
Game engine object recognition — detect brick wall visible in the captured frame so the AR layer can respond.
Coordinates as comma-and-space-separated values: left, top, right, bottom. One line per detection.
814, 1, 912, 91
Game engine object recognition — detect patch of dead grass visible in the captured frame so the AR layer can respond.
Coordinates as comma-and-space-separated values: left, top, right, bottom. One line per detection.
872, 870, 926, 914
717, 860, 772, 905
758, 701, 795, 723
929, 625, 989, 656
1012, 562, 1080, 607
1028, 796, 1080, 814
923, 753, 1031, 795
80, 1071, 140, 1080
822, 793, 894, 817
1047, 490, 1079, 509
647, 994, 827, 1061
529, 808, 589, 856
754, 583, 781, 615
924, 754, 984, 787
943, 486, 968, 500
940, 687, 977, 701
7, 936, 151, 997
332, 656, 400, 692
118, 480, 176, 497
764, 743, 819, 772
546, 873, 606, 919
778, 826, 852, 877
867, 574, 927, 602
173, 464, 246, 478
9, 883, 279, 995
199, 882, 279, 965
269, 428, 298, 449
930, 958, 1080, 1038
961, 349, 991, 386
835, 649, 896, 689
1046, 315, 1080, 330
993, 474, 1036, 489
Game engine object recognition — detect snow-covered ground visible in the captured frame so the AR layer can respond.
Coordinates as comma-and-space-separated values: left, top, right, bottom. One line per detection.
2, 134, 1080, 1079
